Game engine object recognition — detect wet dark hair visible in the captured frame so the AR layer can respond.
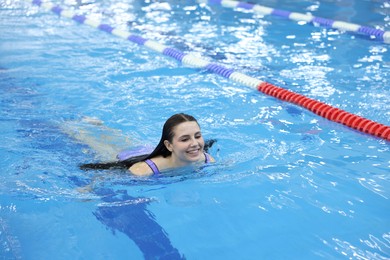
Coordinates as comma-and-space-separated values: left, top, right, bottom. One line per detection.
80, 113, 216, 170
147, 113, 198, 159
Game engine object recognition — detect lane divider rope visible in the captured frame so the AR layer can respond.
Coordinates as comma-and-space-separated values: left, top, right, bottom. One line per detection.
198, 0, 390, 44
27, 0, 390, 141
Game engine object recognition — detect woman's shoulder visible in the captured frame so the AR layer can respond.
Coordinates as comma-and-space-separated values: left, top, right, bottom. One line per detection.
129, 156, 165, 176
128, 161, 153, 176
205, 152, 216, 163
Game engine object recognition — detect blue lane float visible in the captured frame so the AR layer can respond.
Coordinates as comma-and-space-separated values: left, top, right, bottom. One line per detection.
25, 0, 390, 142
199, 0, 390, 44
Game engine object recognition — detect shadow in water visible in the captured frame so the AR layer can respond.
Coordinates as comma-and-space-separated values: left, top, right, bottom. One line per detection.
93, 187, 185, 260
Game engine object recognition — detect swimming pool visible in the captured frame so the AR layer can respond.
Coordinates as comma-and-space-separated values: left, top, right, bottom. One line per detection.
1, 0, 389, 259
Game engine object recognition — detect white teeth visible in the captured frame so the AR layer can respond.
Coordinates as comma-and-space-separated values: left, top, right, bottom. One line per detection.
187, 149, 199, 154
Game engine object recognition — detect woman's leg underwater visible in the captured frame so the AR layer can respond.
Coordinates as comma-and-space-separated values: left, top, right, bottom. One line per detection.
60, 116, 133, 162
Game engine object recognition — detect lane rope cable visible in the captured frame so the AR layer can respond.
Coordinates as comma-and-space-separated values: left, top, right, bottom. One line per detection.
26, 0, 390, 141
198, 0, 390, 44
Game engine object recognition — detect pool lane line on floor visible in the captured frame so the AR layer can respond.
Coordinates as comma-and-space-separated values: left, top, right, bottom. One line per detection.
198, 0, 390, 44
26, 0, 390, 141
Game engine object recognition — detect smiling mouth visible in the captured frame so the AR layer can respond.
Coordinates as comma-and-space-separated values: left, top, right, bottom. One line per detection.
187, 148, 201, 155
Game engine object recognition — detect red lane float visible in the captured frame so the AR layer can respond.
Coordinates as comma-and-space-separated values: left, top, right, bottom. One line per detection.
258, 82, 390, 141
27, 0, 389, 141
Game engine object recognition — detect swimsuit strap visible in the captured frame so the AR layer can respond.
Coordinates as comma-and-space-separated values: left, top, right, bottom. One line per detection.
204, 152, 211, 164
146, 154, 210, 176
145, 159, 161, 176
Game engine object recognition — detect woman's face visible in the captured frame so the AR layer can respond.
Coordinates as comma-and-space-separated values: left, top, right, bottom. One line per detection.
164, 121, 205, 165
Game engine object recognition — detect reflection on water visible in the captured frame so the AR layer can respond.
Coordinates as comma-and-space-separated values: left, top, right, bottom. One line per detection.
0, 0, 389, 258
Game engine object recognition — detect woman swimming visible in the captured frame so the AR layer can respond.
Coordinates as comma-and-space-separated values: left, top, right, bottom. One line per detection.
79, 113, 216, 176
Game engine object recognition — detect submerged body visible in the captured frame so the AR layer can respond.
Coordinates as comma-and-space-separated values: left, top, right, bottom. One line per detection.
76, 114, 216, 176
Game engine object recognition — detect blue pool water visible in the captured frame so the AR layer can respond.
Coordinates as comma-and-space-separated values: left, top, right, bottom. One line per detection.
1, 0, 389, 259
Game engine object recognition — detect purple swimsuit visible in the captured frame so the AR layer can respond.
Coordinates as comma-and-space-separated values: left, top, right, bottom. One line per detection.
145, 152, 211, 176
